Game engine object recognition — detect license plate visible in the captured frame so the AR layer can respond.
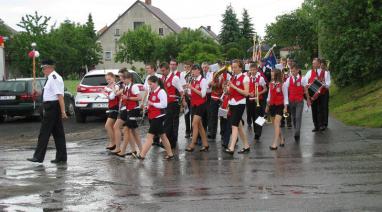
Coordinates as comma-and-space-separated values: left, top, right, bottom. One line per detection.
92, 103, 108, 108
0, 96, 16, 100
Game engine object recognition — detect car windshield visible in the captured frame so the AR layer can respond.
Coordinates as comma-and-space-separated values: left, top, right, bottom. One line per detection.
0, 81, 27, 93
81, 75, 108, 86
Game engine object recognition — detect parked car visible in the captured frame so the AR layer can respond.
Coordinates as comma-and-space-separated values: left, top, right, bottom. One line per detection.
74, 69, 144, 123
0, 78, 75, 122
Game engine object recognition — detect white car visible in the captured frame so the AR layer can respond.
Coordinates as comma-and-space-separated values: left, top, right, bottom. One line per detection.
74, 69, 144, 123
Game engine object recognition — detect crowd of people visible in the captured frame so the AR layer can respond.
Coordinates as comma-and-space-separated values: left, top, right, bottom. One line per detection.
103, 57, 331, 160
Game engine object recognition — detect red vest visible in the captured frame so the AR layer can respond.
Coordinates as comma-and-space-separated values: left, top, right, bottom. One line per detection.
308, 69, 327, 94
249, 75, 264, 101
148, 88, 165, 120
269, 82, 284, 106
106, 83, 119, 109
229, 74, 245, 102
191, 77, 206, 106
211, 72, 228, 100
162, 73, 179, 103
123, 84, 139, 110
288, 76, 304, 102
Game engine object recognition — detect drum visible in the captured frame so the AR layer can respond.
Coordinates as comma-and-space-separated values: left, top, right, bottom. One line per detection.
308, 79, 324, 101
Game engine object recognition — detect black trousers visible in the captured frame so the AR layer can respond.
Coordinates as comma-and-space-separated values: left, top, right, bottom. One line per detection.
322, 91, 329, 127
246, 97, 252, 125
184, 96, 191, 134
33, 101, 67, 161
204, 93, 211, 133
165, 102, 180, 149
311, 94, 327, 129
247, 99, 265, 139
207, 98, 220, 137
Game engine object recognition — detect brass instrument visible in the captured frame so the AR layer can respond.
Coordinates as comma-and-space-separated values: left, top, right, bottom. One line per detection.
255, 82, 260, 107
212, 65, 231, 82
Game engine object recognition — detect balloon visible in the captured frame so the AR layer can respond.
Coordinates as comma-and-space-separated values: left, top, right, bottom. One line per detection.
28, 50, 40, 58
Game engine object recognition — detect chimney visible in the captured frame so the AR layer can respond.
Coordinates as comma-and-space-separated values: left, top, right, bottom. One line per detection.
207, 26, 211, 31
145, 0, 151, 5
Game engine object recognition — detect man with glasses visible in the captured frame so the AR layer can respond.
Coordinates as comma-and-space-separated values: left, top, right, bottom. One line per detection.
27, 59, 67, 164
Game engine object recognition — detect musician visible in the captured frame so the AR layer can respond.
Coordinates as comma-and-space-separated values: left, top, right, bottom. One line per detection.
115, 73, 143, 157
202, 62, 213, 137
209, 64, 231, 140
224, 59, 250, 155
320, 59, 331, 128
137, 76, 174, 160
169, 59, 181, 78
181, 61, 193, 138
248, 62, 268, 143
111, 68, 128, 154
265, 68, 288, 150
303, 58, 331, 132
220, 82, 231, 149
281, 58, 292, 128
104, 72, 120, 150
142, 64, 162, 146
284, 62, 310, 142
185, 64, 209, 152
160, 62, 186, 150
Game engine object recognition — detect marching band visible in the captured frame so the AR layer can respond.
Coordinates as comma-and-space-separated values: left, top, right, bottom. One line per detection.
103, 57, 331, 160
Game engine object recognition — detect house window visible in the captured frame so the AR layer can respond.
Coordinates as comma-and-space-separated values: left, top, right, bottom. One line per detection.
115, 28, 120, 36
105, 51, 112, 61
114, 39, 119, 52
133, 22, 144, 30
159, 28, 164, 36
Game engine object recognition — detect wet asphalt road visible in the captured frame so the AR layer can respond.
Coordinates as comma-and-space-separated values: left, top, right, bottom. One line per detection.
0, 109, 382, 211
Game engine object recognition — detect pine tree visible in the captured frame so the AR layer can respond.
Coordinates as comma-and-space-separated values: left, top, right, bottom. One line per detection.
240, 9, 255, 40
85, 13, 96, 39
219, 5, 240, 45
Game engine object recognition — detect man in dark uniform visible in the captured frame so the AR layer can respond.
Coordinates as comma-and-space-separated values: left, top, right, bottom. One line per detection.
27, 59, 68, 164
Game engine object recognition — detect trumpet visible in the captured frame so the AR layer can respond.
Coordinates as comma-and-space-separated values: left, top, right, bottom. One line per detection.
255, 82, 260, 107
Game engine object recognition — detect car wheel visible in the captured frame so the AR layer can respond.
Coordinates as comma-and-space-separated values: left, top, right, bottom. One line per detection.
67, 100, 75, 117
75, 108, 87, 123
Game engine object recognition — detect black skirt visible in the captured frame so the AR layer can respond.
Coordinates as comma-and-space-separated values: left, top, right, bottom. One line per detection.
270, 104, 284, 117
124, 108, 140, 129
192, 102, 207, 117
107, 105, 119, 119
118, 110, 128, 121
229, 104, 245, 127
148, 115, 165, 135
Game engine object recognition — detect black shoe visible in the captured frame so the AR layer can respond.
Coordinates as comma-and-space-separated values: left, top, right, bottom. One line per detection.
185, 146, 195, 152
106, 145, 116, 150
221, 144, 228, 149
125, 151, 137, 156
164, 155, 175, 160
200, 146, 209, 152
27, 158, 43, 163
312, 128, 319, 132
238, 147, 250, 154
224, 148, 234, 155
279, 143, 285, 147
136, 154, 145, 160
294, 135, 300, 142
50, 159, 67, 164
269, 146, 278, 151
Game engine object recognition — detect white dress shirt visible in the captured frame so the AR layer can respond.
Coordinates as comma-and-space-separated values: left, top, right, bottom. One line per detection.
205, 71, 214, 93
43, 71, 64, 102
228, 72, 249, 105
267, 81, 289, 105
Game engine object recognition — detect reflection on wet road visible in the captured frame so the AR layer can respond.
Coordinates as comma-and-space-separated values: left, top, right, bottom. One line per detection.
0, 112, 382, 211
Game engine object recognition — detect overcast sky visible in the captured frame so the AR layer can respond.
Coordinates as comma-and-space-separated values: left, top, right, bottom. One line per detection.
1, 0, 303, 37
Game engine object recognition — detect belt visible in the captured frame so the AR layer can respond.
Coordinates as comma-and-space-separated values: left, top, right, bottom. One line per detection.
43, 100, 58, 104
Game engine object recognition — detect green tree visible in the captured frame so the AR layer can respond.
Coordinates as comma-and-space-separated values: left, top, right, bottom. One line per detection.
240, 9, 255, 40
115, 25, 159, 64
315, 0, 382, 87
177, 41, 222, 64
219, 5, 241, 45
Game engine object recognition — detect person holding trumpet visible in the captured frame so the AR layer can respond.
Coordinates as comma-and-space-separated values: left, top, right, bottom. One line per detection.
247, 62, 268, 143
265, 68, 289, 150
